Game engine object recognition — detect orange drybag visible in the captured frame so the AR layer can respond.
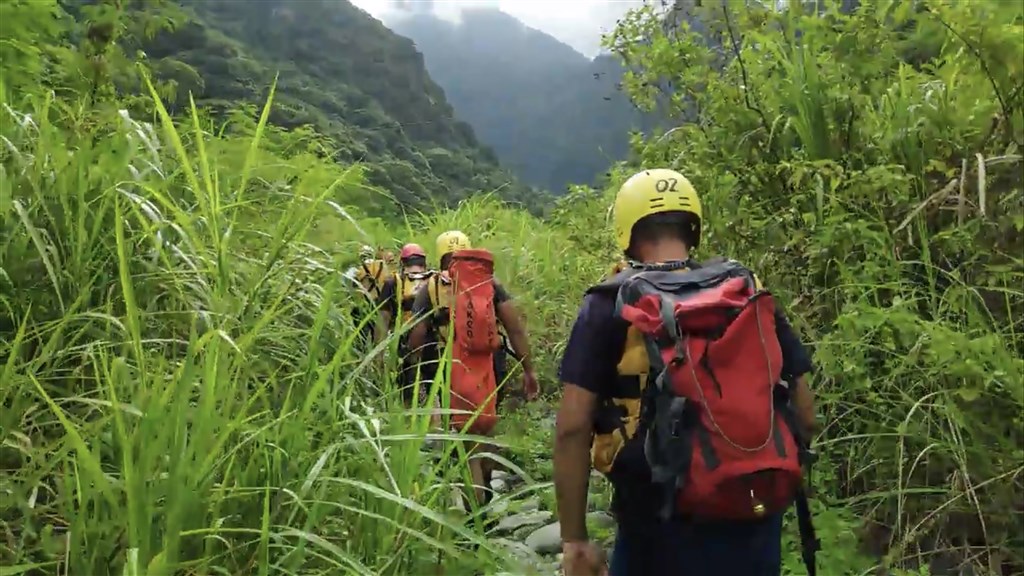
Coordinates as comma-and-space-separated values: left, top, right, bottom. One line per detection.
445, 249, 501, 435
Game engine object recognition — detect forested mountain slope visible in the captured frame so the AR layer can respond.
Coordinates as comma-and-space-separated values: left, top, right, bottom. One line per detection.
390, 7, 655, 193
137, 0, 545, 211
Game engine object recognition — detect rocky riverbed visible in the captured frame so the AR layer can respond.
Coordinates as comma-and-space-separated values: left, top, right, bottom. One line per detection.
454, 468, 616, 575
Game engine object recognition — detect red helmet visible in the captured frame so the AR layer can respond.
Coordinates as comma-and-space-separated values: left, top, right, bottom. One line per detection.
399, 243, 426, 261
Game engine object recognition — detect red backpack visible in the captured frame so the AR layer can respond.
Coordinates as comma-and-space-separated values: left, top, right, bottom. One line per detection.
428, 249, 502, 435
612, 259, 806, 521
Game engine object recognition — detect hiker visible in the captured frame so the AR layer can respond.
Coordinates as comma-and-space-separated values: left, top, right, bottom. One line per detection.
553, 168, 820, 576
376, 242, 436, 407
407, 230, 539, 509
346, 244, 393, 350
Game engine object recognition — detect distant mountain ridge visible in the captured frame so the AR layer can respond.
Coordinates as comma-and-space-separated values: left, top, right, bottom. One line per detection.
388, 7, 656, 193
138, 0, 545, 212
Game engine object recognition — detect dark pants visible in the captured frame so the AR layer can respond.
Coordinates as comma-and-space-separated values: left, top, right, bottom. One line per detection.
351, 303, 374, 353
609, 513, 784, 576
398, 358, 426, 406
398, 342, 437, 407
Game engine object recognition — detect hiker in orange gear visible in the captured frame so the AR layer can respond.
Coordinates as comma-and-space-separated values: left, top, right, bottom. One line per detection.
554, 169, 819, 576
376, 242, 436, 407
407, 230, 538, 510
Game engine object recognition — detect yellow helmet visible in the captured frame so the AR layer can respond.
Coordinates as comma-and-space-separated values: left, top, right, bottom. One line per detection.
435, 230, 471, 262
612, 168, 703, 252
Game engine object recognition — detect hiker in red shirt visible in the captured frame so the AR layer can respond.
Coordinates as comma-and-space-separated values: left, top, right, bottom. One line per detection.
407, 230, 539, 510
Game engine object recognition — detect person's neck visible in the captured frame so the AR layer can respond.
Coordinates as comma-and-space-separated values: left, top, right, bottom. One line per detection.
637, 241, 690, 265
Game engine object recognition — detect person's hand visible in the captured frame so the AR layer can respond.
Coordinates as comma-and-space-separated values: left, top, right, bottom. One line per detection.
523, 369, 540, 401
561, 540, 607, 576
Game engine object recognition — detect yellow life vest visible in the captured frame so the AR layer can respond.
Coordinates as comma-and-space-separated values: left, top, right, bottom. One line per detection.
605, 259, 630, 280
426, 273, 454, 342
395, 269, 434, 324
355, 259, 390, 301
591, 320, 650, 474
586, 262, 764, 474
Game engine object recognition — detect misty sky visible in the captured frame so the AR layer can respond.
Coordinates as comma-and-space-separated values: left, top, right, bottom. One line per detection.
350, 0, 647, 58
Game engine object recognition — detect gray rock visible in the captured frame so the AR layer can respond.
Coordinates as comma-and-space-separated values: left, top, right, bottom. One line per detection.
513, 524, 537, 541
494, 510, 553, 534
525, 522, 562, 555
448, 487, 464, 511
491, 537, 542, 561
586, 511, 616, 530
490, 477, 509, 493
490, 538, 548, 573
491, 532, 540, 557
486, 496, 511, 516
522, 512, 616, 556
517, 497, 541, 513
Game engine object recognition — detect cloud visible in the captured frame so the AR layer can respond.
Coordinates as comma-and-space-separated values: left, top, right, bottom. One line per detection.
385, 0, 503, 25
353, 0, 647, 57
391, 0, 435, 14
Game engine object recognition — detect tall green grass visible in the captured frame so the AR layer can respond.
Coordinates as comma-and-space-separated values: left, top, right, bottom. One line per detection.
0, 78, 574, 575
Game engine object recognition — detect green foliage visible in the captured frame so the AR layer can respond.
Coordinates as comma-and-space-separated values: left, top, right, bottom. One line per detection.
0, 0, 69, 92
0, 2, 560, 571
606, 0, 1023, 572
134, 0, 549, 213
4, 0, 1023, 574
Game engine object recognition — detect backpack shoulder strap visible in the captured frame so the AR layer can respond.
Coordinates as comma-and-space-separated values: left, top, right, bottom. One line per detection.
362, 260, 385, 283
698, 257, 764, 290
586, 268, 638, 295
585, 258, 695, 295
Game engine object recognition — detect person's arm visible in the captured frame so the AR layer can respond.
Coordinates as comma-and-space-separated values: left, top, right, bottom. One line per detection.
774, 307, 818, 439
494, 281, 533, 373
554, 296, 612, 544
407, 285, 432, 360
555, 384, 598, 542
